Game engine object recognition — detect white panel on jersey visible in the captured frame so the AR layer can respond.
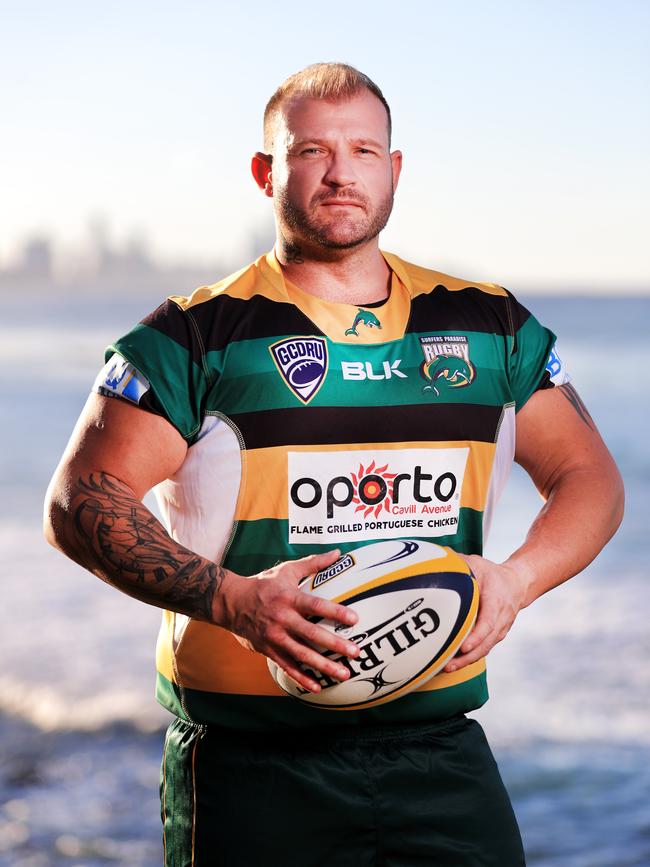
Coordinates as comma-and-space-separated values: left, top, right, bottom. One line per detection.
153, 414, 242, 647
482, 404, 516, 543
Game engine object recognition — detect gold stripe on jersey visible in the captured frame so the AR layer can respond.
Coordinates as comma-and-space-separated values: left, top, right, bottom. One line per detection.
169, 259, 289, 310
155, 616, 486, 696
237, 440, 496, 522
382, 253, 510, 300
283, 271, 410, 344
169, 250, 508, 321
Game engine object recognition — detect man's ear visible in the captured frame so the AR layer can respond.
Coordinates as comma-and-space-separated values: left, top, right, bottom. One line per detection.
390, 150, 403, 193
251, 152, 273, 196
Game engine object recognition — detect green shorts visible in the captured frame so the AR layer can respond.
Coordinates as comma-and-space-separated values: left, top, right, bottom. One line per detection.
161, 714, 525, 867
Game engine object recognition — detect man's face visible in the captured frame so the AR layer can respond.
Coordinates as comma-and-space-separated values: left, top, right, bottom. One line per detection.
268, 90, 401, 254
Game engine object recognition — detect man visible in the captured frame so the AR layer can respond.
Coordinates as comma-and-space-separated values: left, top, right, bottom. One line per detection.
44, 63, 624, 866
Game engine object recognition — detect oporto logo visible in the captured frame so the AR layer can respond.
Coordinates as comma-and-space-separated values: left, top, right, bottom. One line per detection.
291, 458, 458, 520
269, 336, 328, 404
288, 448, 469, 544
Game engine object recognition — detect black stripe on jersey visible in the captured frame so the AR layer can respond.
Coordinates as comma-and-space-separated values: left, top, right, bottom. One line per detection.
141, 295, 320, 357
189, 295, 320, 352
229, 403, 503, 450
140, 300, 204, 365
407, 285, 531, 342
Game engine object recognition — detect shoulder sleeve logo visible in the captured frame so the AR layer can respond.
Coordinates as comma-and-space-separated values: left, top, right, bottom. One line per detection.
93, 353, 151, 404
545, 344, 571, 386
269, 337, 328, 404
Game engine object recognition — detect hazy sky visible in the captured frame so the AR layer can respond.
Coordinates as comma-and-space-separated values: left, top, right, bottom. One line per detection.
2, 0, 649, 291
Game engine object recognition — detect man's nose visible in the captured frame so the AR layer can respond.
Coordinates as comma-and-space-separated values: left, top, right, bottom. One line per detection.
322, 151, 356, 187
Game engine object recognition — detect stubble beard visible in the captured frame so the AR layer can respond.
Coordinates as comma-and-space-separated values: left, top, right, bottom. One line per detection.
276, 186, 394, 255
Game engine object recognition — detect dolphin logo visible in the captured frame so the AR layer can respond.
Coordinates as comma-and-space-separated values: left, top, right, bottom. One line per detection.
421, 355, 476, 397
345, 308, 382, 337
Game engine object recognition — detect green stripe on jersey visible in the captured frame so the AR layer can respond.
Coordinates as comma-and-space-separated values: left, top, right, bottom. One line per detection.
222, 511, 484, 577
208, 330, 517, 416
155, 671, 488, 732
508, 314, 556, 407
109, 324, 208, 441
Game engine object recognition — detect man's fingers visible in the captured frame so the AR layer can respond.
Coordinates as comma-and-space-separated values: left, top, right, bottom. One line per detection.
294, 590, 358, 628
291, 549, 341, 581
442, 598, 497, 672
267, 648, 322, 694
267, 631, 354, 693
460, 612, 494, 655
283, 608, 360, 659
445, 635, 493, 671
282, 635, 353, 685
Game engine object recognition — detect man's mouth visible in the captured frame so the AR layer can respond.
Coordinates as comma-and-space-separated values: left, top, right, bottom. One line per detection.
318, 199, 365, 208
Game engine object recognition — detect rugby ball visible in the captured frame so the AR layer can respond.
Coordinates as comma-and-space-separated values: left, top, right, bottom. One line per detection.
267, 539, 478, 709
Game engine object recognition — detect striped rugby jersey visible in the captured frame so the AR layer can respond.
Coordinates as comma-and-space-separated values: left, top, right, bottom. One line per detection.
96, 250, 563, 731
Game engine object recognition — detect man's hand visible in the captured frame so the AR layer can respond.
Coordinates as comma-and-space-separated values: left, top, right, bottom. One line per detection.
444, 555, 528, 673
445, 383, 624, 674
224, 550, 361, 694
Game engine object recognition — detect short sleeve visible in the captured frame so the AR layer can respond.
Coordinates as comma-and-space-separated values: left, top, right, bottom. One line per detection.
506, 292, 567, 411
93, 299, 210, 443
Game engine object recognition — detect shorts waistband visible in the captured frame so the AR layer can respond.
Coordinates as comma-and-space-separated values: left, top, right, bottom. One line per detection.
172, 713, 469, 749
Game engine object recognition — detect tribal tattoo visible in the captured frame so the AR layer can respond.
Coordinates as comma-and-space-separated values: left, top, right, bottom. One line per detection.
558, 383, 596, 431
72, 472, 225, 621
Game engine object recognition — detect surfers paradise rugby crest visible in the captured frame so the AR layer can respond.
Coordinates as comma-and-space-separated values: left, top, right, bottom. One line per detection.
97, 250, 561, 732
419, 335, 476, 397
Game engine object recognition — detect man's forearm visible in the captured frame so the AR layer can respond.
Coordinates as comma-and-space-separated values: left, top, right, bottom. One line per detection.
46, 470, 231, 623
505, 464, 624, 608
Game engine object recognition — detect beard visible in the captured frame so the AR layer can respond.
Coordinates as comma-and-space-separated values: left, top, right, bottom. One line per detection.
276, 185, 394, 252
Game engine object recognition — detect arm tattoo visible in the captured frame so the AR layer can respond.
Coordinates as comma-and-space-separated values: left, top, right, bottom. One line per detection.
72, 471, 224, 621
558, 383, 596, 431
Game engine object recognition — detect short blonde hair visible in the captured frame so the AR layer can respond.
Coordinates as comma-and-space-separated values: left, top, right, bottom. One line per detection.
263, 62, 392, 150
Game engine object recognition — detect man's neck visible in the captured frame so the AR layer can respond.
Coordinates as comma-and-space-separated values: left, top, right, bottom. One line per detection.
275, 239, 391, 305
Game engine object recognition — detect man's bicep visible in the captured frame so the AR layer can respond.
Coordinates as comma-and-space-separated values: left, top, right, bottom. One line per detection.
54, 392, 188, 498
514, 384, 616, 498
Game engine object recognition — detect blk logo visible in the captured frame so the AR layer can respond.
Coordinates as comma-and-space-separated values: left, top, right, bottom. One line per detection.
341, 360, 407, 381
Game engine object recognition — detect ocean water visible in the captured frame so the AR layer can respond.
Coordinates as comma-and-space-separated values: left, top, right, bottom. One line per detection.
1, 293, 648, 866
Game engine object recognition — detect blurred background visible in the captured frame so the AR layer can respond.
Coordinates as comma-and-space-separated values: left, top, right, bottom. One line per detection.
1, 1, 648, 865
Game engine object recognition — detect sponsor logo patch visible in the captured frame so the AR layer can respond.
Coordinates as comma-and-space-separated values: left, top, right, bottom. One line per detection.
419, 335, 475, 397
94, 353, 150, 404
545, 344, 571, 386
269, 336, 328, 404
288, 448, 469, 543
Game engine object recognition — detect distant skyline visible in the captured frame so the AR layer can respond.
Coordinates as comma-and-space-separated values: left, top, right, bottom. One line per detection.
2, 0, 649, 293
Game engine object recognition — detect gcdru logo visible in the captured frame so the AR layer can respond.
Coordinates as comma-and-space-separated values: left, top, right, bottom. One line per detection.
269, 336, 328, 404
419, 335, 475, 397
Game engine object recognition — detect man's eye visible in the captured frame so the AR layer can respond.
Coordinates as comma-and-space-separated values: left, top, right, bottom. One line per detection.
301, 147, 323, 155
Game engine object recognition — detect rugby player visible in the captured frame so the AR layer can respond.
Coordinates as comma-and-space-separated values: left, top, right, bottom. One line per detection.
44, 63, 624, 865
